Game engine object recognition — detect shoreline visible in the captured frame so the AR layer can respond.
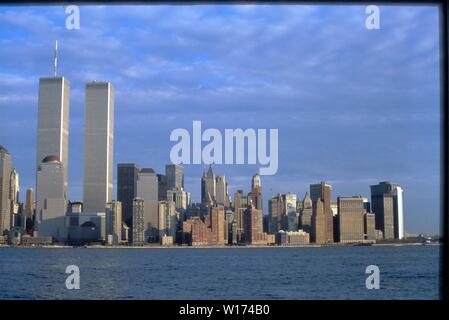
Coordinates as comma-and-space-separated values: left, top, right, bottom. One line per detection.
0, 242, 439, 249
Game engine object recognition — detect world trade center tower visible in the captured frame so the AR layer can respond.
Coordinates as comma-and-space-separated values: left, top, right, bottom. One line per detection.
83, 81, 115, 213
36, 77, 70, 190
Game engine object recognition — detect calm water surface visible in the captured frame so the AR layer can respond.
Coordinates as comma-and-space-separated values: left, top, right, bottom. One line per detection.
0, 245, 439, 300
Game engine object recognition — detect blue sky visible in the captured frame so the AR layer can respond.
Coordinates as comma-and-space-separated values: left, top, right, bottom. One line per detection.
0, 5, 441, 234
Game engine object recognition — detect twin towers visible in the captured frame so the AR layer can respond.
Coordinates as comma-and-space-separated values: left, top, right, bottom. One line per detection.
36, 75, 114, 234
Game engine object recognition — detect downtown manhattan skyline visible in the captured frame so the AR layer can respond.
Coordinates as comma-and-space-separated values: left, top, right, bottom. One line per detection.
0, 5, 441, 235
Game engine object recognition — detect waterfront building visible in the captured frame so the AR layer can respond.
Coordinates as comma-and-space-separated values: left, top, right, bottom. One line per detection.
275, 230, 288, 245
310, 182, 333, 243
276, 230, 310, 246
105, 201, 122, 245
183, 206, 226, 246
338, 196, 365, 243
83, 81, 114, 212
117, 163, 139, 230
267, 234, 276, 245
158, 200, 178, 240
391, 186, 405, 240
205, 206, 225, 245
121, 222, 130, 243
183, 216, 208, 246
160, 235, 173, 246
229, 220, 238, 245
311, 198, 326, 244
370, 182, 404, 240
136, 168, 159, 242
364, 212, 376, 241
132, 197, 145, 245
287, 230, 310, 245
66, 211, 106, 244
243, 205, 267, 245
35, 156, 67, 242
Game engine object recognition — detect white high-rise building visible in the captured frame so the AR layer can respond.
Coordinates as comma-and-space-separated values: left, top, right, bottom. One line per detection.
36, 156, 67, 241
83, 81, 114, 212
392, 186, 404, 240
106, 201, 122, 245
9, 169, 20, 227
36, 77, 70, 189
251, 174, 261, 189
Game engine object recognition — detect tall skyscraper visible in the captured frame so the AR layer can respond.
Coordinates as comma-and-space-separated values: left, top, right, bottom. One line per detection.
249, 174, 263, 211
268, 194, 284, 234
337, 196, 365, 243
36, 77, 70, 189
370, 182, 404, 240
136, 168, 159, 242
284, 193, 297, 231
201, 165, 216, 205
165, 164, 184, 190
158, 200, 177, 240
167, 187, 190, 221
299, 192, 313, 233
24, 188, 35, 220
311, 198, 326, 244
391, 186, 404, 240
117, 163, 139, 227
215, 175, 228, 206
233, 190, 248, 242
9, 168, 20, 226
137, 168, 158, 201
251, 173, 261, 190
157, 173, 168, 201
310, 182, 333, 243
36, 156, 67, 241
0, 146, 12, 233
83, 81, 114, 212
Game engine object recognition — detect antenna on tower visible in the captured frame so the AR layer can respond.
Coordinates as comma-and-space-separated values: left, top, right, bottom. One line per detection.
54, 40, 58, 77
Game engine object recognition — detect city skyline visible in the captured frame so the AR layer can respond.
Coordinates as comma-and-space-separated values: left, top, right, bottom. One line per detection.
0, 5, 441, 234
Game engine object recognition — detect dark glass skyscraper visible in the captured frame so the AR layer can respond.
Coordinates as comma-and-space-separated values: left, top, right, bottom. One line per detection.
370, 181, 404, 240
117, 163, 139, 228
165, 164, 184, 190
